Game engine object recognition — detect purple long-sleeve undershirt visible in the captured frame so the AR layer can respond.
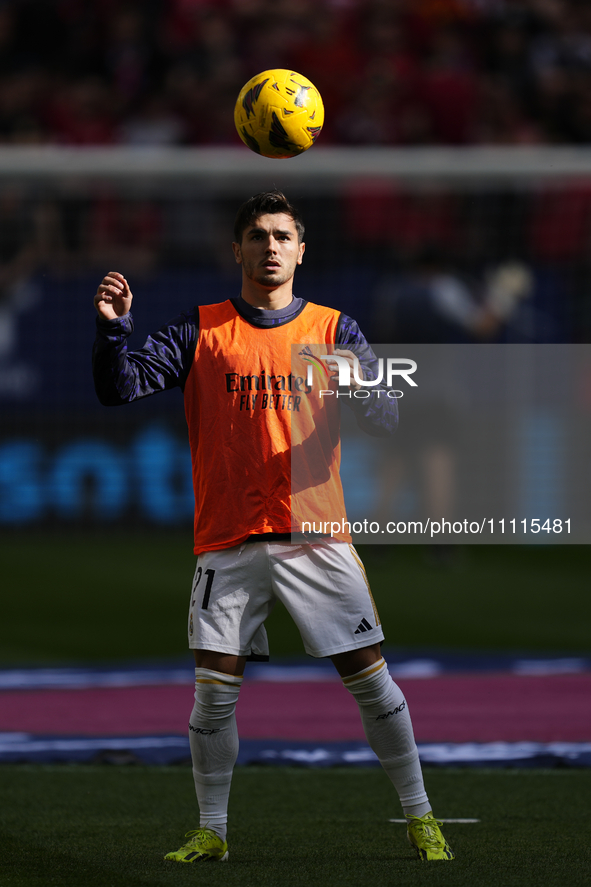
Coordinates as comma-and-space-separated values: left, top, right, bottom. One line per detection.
92, 297, 398, 437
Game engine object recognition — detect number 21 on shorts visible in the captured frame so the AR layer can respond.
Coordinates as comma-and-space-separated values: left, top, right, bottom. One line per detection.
193, 566, 216, 610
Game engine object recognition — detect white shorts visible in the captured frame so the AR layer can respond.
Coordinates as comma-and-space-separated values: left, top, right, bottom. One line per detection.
188, 540, 384, 659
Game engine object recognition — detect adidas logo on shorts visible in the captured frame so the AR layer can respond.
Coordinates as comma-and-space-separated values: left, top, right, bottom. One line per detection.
354, 617, 373, 634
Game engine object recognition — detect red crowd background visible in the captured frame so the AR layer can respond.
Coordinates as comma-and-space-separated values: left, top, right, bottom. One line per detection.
2, 0, 591, 148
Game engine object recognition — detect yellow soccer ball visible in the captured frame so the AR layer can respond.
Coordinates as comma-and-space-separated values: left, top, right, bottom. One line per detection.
234, 69, 324, 159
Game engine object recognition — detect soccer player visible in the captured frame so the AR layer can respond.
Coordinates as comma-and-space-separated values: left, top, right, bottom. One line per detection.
92, 190, 454, 863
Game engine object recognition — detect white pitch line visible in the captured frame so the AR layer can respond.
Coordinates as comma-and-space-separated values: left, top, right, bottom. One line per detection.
389, 818, 480, 824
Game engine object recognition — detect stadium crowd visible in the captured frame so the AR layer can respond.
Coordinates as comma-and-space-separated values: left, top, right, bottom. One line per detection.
1, 0, 591, 347
1, 0, 591, 147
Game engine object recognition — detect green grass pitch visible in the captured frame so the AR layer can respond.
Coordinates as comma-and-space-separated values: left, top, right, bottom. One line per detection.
1, 534, 590, 886
1, 766, 591, 887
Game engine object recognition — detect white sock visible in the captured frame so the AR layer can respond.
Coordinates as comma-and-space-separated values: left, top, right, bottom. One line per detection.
189, 667, 243, 842
343, 658, 432, 818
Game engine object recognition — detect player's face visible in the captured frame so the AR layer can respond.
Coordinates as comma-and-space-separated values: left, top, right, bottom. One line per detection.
233, 213, 305, 288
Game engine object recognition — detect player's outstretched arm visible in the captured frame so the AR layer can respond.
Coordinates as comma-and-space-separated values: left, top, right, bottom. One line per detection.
95, 271, 133, 320
92, 269, 198, 406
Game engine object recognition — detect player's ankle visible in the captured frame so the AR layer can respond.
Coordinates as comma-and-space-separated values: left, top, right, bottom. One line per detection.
200, 822, 227, 842
403, 802, 433, 819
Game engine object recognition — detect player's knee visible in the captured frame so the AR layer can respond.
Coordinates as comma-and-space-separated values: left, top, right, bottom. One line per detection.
192, 668, 242, 725
342, 658, 405, 711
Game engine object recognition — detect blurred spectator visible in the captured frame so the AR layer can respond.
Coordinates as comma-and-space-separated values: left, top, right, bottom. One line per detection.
0, 3, 20, 76
0, 71, 48, 143
118, 91, 186, 145
87, 194, 162, 274
529, 181, 591, 262
334, 62, 403, 145
474, 77, 544, 143
43, 77, 117, 145
105, 8, 163, 110
485, 17, 536, 109
343, 182, 460, 259
0, 187, 53, 362
422, 25, 479, 143
371, 244, 533, 342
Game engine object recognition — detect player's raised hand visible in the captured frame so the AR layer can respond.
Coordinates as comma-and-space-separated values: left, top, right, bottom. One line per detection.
94, 272, 133, 320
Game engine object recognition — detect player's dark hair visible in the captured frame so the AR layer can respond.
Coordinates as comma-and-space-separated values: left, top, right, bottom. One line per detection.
234, 190, 305, 243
